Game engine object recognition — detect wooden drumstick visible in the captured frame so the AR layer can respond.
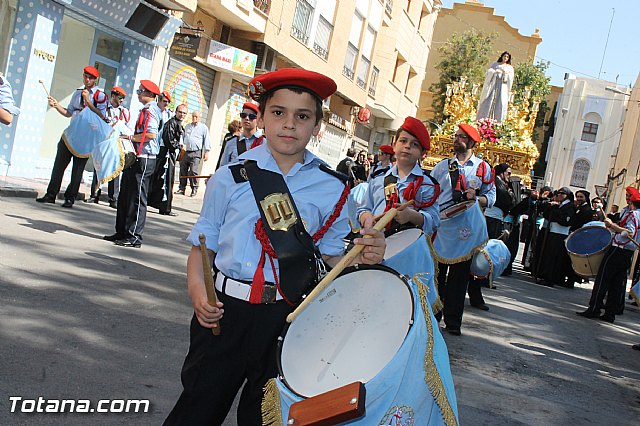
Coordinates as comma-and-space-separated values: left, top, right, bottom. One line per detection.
372, 200, 414, 222
620, 231, 640, 249
38, 79, 50, 98
198, 234, 221, 335
286, 207, 399, 324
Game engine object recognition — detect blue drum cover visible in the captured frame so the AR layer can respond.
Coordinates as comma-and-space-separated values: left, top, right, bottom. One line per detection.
566, 226, 612, 255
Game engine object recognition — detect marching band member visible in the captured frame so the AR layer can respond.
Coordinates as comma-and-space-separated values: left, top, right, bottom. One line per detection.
103, 80, 162, 248
216, 102, 264, 169
577, 191, 640, 323
430, 123, 495, 336
36, 65, 108, 208
368, 144, 395, 180
0, 72, 20, 125
164, 68, 385, 425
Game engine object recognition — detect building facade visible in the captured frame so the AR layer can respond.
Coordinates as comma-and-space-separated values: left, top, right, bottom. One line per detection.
0, 0, 192, 178
545, 75, 629, 195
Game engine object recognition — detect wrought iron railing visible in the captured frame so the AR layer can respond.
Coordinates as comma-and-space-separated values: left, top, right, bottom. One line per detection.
254, 0, 270, 14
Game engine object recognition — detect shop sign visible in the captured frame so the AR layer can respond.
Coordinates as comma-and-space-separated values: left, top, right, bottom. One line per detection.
207, 40, 257, 78
170, 34, 200, 59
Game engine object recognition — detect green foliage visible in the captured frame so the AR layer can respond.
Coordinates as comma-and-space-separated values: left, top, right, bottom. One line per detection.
513, 60, 552, 143
429, 29, 497, 122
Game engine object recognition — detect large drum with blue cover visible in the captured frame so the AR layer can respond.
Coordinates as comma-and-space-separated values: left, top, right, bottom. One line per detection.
565, 225, 613, 278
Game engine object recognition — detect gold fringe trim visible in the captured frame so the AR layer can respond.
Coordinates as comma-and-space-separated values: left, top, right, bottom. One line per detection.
413, 272, 443, 315
62, 133, 91, 158
98, 138, 126, 185
631, 288, 640, 306
416, 279, 458, 426
427, 235, 488, 265
261, 378, 282, 425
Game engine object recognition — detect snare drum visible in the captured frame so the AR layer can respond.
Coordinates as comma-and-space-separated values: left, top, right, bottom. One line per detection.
470, 239, 511, 285
440, 200, 476, 219
274, 265, 459, 424
119, 137, 137, 168
565, 225, 613, 278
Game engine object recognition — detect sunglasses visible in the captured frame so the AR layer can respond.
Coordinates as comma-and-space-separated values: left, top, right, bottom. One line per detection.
240, 112, 257, 120
136, 88, 150, 95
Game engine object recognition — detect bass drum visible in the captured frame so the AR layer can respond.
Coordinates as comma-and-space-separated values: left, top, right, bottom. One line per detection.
565, 225, 613, 278
277, 265, 414, 398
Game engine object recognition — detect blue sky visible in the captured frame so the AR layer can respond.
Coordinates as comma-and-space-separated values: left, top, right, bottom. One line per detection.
440, 0, 640, 87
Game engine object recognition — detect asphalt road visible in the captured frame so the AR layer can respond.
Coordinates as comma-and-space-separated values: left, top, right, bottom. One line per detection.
1, 194, 639, 425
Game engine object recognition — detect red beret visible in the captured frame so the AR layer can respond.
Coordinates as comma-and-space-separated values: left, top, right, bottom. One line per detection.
83, 66, 100, 78
111, 86, 126, 97
626, 186, 639, 195
458, 123, 481, 143
379, 145, 394, 155
399, 117, 430, 151
248, 68, 337, 102
161, 91, 172, 102
243, 102, 259, 114
631, 192, 640, 202
140, 80, 160, 96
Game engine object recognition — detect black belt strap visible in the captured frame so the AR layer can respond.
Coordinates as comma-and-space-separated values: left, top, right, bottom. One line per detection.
448, 159, 464, 203
237, 138, 247, 156
243, 160, 318, 305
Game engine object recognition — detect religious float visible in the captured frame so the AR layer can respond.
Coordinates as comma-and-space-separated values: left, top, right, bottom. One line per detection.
424, 76, 541, 186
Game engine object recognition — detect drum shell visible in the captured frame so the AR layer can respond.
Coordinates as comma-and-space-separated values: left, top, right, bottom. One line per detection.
470, 239, 511, 280
565, 225, 613, 278
119, 138, 137, 168
277, 264, 414, 399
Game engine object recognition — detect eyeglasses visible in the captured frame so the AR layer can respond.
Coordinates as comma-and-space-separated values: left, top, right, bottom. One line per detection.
240, 112, 257, 120
176, 109, 187, 114
136, 88, 150, 95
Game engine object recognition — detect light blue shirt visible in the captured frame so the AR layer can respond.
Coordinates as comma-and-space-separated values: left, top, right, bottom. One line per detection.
430, 154, 496, 210
66, 86, 108, 118
613, 209, 640, 251
134, 101, 162, 155
218, 130, 264, 167
183, 122, 211, 152
188, 143, 350, 281
0, 75, 20, 116
357, 163, 440, 235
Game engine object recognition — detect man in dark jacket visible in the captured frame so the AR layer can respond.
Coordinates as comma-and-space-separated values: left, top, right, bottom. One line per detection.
150, 104, 187, 215
564, 190, 595, 288
336, 148, 358, 186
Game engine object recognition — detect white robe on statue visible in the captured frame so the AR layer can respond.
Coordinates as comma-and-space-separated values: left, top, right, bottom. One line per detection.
477, 62, 514, 123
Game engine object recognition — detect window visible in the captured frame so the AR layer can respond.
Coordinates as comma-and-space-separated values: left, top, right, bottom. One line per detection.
385, 0, 393, 17
581, 122, 598, 142
405, 68, 417, 95
392, 54, 405, 85
570, 158, 590, 188
291, 0, 313, 44
343, 43, 358, 80
313, 16, 332, 60
357, 56, 370, 89
369, 66, 379, 97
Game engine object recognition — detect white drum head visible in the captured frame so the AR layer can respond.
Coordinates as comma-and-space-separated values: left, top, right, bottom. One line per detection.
279, 267, 413, 398
383, 228, 423, 260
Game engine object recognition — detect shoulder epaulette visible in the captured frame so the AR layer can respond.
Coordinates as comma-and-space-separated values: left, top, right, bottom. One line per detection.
319, 164, 348, 183
229, 163, 249, 184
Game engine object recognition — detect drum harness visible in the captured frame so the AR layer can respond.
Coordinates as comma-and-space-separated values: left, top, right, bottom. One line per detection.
227, 161, 349, 306
382, 169, 439, 235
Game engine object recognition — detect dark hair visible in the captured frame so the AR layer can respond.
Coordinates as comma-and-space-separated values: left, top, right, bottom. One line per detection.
393, 127, 427, 152
227, 119, 241, 133
497, 51, 512, 65
632, 200, 640, 209
346, 148, 356, 157
257, 87, 324, 124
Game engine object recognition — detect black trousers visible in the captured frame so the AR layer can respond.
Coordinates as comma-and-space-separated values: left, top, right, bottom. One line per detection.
115, 157, 155, 243
149, 148, 175, 213
164, 292, 293, 426
437, 260, 476, 329
179, 151, 201, 191
91, 171, 120, 201
587, 246, 634, 317
45, 138, 88, 200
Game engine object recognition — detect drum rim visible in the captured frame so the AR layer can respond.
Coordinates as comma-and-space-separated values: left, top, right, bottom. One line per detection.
440, 200, 476, 219
383, 227, 424, 260
276, 263, 414, 398
565, 225, 613, 258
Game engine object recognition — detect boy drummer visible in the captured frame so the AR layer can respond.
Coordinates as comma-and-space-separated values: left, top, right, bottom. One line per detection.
164, 68, 386, 425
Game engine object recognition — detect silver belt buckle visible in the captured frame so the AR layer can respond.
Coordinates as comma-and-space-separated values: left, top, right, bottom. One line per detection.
261, 284, 277, 304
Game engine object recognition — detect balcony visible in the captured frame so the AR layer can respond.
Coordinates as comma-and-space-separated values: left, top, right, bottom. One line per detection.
385, 0, 393, 17
198, 0, 268, 33
368, 86, 376, 97
291, 26, 309, 44
312, 43, 329, 60
342, 67, 355, 80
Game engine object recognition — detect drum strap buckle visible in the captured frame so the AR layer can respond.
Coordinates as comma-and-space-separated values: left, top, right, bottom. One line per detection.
260, 192, 298, 232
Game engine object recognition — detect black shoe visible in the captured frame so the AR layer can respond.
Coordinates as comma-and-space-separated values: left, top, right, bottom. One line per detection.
190, 189, 198, 197
599, 314, 615, 323
114, 239, 141, 248
109, 200, 117, 209
471, 303, 490, 311
576, 309, 600, 319
174, 189, 185, 195
160, 211, 178, 216
62, 199, 74, 208
632, 344, 640, 351
103, 233, 123, 242
444, 326, 461, 336
36, 194, 55, 204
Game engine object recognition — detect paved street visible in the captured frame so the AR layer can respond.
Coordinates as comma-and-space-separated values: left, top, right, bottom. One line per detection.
1, 189, 640, 425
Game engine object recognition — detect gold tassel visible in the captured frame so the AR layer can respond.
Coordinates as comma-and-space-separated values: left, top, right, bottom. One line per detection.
261, 378, 282, 426
427, 236, 488, 265
416, 280, 459, 426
